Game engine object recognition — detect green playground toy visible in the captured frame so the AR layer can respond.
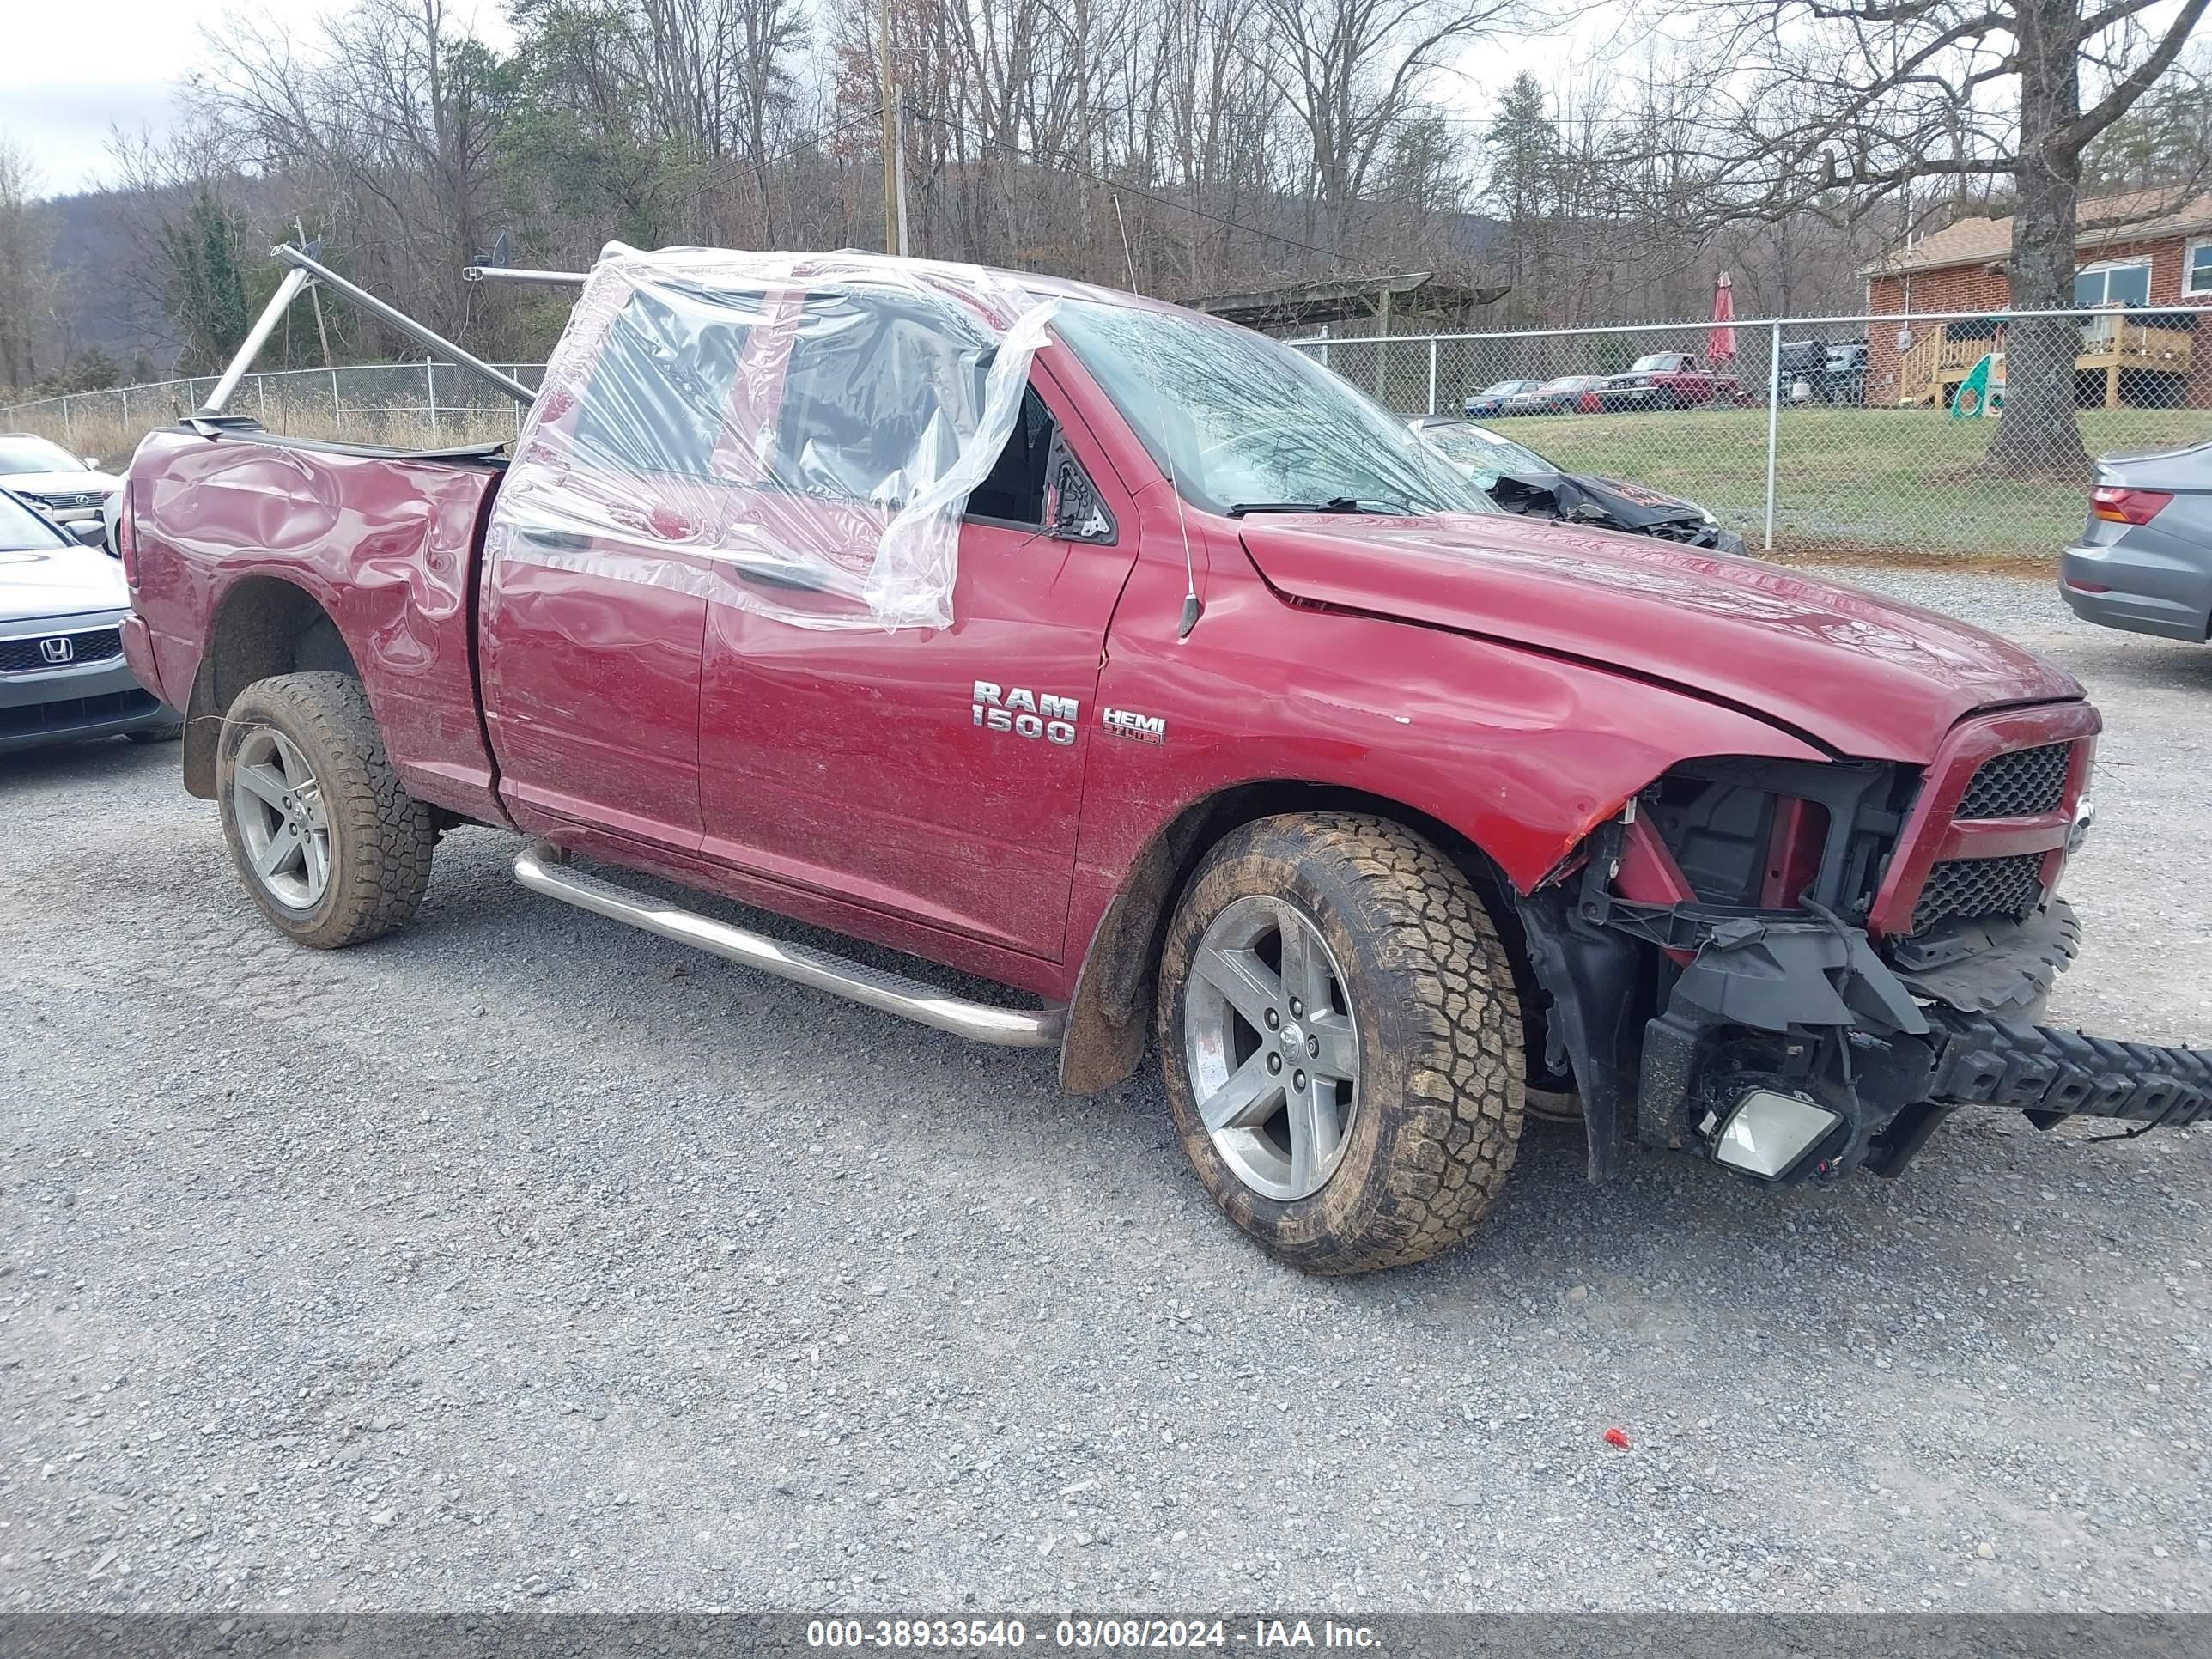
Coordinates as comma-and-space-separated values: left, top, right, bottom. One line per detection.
1950, 319, 2008, 417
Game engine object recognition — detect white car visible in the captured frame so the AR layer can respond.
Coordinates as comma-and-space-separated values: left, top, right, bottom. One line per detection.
0, 432, 123, 532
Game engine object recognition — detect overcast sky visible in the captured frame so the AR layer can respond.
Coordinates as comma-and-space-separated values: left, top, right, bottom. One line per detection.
0, 0, 496, 196
2, 0, 206, 195
3, 0, 1627, 199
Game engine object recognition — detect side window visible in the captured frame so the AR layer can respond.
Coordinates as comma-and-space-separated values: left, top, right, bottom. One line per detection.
573, 285, 757, 479
966, 387, 1055, 526
770, 289, 993, 506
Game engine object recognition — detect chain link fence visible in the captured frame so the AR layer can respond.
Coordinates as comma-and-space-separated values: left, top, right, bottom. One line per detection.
0, 362, 548, 467
1295, 307, 2212, 564
8, 304, 2210, 565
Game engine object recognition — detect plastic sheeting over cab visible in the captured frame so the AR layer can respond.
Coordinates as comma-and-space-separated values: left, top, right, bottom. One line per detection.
490, 244, 1058, 630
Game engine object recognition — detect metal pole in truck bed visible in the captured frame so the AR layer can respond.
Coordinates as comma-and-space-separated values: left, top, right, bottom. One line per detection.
273, 245, 538, 407
201, 267, 313, 415
462, 265, 589, 289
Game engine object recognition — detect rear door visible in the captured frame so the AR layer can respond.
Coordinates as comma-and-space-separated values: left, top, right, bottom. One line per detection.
481, 281, 768, 849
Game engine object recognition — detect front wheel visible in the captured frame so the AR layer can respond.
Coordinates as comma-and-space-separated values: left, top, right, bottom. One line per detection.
1157, 814, 1525, 1274
216, 672, 437, 949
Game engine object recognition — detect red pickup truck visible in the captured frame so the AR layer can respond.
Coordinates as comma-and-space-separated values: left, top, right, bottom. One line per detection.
1594, 352, 1753, 412
116, 244, 2206, 1274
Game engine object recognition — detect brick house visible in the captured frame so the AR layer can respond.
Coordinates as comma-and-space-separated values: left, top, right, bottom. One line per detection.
1861, 190, 2212, 409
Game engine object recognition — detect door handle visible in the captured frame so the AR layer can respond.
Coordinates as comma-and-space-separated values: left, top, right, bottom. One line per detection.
730, 556, 835, 593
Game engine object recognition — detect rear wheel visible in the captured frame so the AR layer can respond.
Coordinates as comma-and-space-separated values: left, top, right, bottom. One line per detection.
216, 672, 437, 949
1157, 813, 1525, 1274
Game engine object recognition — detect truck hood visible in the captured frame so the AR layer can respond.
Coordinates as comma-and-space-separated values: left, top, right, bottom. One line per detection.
0, 543, 128, 624
1237, 514, 2082, 762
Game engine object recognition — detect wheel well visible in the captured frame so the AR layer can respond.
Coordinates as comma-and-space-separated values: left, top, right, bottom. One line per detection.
1059, 781, 1557, 1096
180, 577, 359, 799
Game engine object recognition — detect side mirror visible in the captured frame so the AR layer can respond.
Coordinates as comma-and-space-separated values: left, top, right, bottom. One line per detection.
69, 520, 107, 549
83, 456, 101, 471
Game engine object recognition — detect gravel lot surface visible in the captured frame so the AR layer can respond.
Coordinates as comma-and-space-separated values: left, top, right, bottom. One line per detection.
4, 566, 2209, 1615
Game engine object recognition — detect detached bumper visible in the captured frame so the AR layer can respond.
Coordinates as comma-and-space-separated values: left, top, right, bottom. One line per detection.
1614, 896, 2205, 1182
1923, 1007, 2210, 1131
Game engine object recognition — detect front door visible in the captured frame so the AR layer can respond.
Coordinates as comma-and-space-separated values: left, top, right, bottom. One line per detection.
698, 363, 1135, 959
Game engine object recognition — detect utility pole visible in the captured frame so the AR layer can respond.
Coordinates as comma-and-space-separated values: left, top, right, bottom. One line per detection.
895, 90, 912, 258
296, 216, 334, 370
877, 0, 903, 257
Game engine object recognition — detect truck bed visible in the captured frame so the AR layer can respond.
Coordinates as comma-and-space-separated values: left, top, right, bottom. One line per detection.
127, 422, 512, 828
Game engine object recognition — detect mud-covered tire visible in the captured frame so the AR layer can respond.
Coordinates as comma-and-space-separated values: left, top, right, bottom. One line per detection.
216, 672, 436, 949
1157, 813, 1525, 1274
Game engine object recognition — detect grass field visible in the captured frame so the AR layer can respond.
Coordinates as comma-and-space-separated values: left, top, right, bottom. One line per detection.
14, 393, 2209, 568
1504, 404, 2212, 566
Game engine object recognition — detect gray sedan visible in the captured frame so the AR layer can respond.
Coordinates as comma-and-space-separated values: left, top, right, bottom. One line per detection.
2060, 440, 2212, 642
1, 488, 179, 755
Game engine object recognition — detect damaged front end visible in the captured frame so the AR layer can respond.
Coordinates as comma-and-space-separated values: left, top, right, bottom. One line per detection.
1498, 469, 1747, 556
1519, 702, 2209, 1187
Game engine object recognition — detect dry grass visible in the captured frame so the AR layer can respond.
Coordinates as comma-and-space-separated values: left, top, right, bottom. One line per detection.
10, 404, 521, 471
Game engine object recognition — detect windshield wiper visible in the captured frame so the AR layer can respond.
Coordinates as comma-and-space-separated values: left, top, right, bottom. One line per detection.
1225, 496, 1407, 518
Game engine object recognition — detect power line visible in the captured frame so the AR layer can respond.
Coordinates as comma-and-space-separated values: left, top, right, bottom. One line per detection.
903, 109, 1356, 267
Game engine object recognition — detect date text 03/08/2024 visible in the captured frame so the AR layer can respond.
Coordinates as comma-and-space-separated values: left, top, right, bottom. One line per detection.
803, 1619, 1382, 1650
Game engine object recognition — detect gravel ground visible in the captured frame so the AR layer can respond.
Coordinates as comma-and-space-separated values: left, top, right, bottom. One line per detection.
3, 565, 2209, 1616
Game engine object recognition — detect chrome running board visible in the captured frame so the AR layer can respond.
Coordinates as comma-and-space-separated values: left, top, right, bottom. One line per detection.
512, 840, 1066, 1049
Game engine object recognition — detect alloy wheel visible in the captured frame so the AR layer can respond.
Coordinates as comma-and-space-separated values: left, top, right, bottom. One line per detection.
230, 726, 332, 911
1183, 895, 1361, 1201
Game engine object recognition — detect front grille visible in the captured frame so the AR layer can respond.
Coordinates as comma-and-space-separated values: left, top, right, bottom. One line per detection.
1957, 742, 2070, 818
1911, 854, 2048, 933
0, 628, 124, 674
0, 686, 156, 738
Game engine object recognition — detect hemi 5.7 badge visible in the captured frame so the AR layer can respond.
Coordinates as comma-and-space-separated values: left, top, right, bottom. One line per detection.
1101, 706, 1167, 744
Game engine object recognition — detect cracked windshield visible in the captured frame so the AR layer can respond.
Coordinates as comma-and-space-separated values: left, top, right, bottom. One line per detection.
1053, 300, 1495, 518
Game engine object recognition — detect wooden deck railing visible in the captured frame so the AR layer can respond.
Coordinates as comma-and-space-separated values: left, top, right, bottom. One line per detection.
1898, 317, 2194, 405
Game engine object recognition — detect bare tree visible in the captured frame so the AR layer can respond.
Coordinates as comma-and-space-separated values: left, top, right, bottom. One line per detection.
0, 137, 59, 388
1687, 0, 2212, 477
636, 0, 810, 236
1262, 0, 1522, 240
193, 0, 512, 343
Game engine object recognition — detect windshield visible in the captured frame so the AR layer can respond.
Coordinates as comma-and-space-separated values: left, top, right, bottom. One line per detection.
1054, 301, 1495, 517
1628, 354, 1682, 374
0, 435, 82, 474
0, 491, 69, 551
1413, 422, 1554, 487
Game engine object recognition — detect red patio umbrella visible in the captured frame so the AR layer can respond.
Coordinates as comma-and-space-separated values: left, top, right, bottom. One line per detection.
1708, 271, 1737, 364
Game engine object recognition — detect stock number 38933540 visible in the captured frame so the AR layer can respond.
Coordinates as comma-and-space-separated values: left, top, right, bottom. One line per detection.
805, 1619, 1231, 1650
